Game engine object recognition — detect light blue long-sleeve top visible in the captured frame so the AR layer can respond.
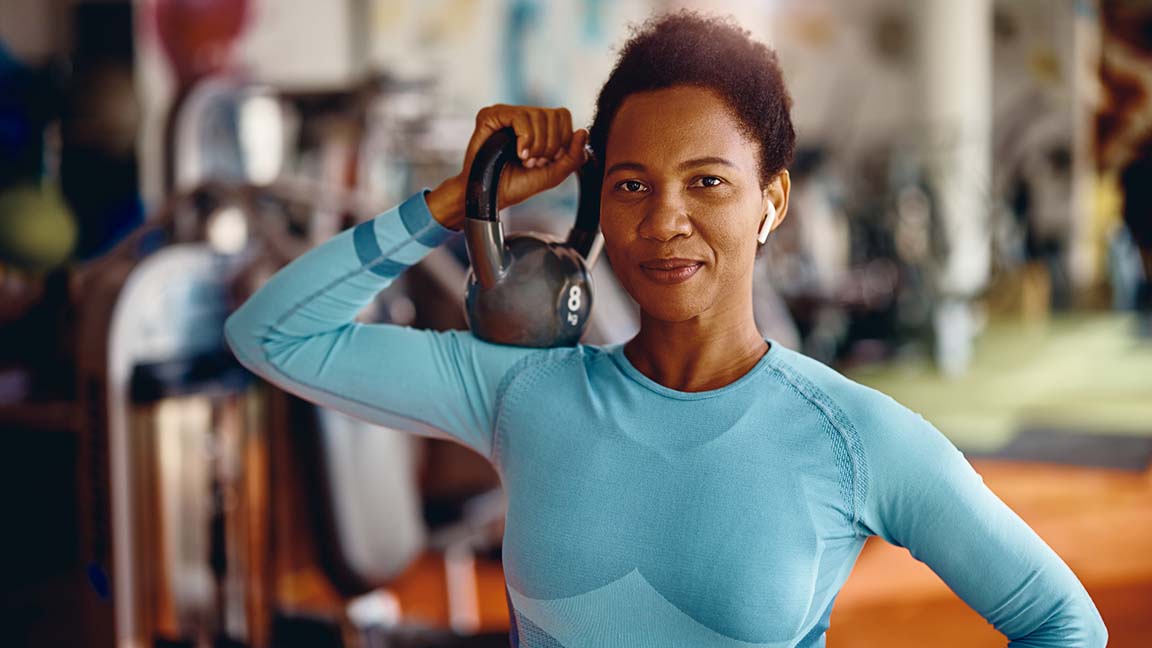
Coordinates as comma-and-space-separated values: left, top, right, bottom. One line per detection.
224, 190, 1107, 647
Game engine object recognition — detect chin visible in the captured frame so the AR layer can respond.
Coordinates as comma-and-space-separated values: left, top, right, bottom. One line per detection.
633, 290, 711, 323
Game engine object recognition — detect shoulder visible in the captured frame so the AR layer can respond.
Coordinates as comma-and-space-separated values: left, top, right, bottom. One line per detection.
487, 340, 612, 397
768, 346, 956, 486
767, 345, 918, 432
770, 346, 970, 537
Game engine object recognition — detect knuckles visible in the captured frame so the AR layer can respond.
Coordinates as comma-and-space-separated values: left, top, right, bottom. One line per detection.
476, 105, 569, 128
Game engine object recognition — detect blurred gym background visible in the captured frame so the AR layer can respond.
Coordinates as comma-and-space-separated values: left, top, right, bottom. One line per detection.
0, 0, 1149, 646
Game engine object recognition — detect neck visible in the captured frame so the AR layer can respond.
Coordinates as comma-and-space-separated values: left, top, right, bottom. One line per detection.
624, 297, 769, 393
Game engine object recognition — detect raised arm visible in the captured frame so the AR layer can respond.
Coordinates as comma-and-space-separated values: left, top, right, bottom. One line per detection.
854, 398, 1108, 647
224, 189, 536, 459
225, 105, 590, 461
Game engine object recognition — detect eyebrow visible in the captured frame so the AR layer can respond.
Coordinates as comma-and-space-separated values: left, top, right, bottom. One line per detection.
604, 157, 739, 176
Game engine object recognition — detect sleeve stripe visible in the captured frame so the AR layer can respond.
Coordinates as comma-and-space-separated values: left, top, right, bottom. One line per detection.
353, 220, 407, 277
356, 191, 455, 275
401, 189, 457, 248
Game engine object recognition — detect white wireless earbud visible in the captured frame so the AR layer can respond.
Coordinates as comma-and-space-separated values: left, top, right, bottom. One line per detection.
758, 203, 777, 244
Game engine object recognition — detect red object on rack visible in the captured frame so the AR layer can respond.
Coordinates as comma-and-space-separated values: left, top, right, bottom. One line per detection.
149, 0, 251, 85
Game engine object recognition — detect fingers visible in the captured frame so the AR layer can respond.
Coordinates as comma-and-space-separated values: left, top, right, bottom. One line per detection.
548, 107, 566, 160
516, 107, 577, 169
537, 128, 590, 184
512, 110, 534, 161
464, 105, 583, 177
526, 110, 548, 165
544, 108, 565, 159
460, 106, 586, 211
463, 105, 520, 170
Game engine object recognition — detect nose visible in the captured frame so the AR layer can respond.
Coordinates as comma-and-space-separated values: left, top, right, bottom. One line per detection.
637, 188, 693, 242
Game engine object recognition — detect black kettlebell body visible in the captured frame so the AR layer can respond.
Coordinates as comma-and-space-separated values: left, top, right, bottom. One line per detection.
463, 127, 601, 348
464, 234, 592, 347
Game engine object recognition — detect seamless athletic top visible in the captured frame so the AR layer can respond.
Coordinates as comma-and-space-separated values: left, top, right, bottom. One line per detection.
224, 190, 1107, 647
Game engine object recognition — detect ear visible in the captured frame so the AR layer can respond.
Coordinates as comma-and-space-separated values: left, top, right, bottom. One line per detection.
759, 170, 791, 236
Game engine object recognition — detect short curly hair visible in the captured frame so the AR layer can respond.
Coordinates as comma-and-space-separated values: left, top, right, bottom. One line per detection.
589, 11, 796, 185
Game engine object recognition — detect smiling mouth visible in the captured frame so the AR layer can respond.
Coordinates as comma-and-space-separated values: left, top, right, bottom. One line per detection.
638, 259, 704, 284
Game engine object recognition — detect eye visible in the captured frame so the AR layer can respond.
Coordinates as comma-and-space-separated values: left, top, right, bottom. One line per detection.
614, 179, 649, 193
691, 175, 725, 188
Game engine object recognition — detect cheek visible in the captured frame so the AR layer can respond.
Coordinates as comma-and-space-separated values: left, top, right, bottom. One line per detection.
598, 230, 630, 280
598, 213, 633, 257
704, 210, 759, 263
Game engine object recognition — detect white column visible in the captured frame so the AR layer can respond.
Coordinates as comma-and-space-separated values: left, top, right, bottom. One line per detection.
1069, 1, 1102, 291
915, 0, 993, 376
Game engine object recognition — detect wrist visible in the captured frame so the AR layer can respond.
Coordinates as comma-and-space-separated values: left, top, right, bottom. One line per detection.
427, 175, 466, 230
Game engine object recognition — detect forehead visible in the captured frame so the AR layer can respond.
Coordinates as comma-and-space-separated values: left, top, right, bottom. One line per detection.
605, 86, 759, 170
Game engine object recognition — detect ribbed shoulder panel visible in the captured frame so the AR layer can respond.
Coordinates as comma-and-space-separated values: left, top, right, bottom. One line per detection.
491, 346, 594, 470
767, 357, 870, 536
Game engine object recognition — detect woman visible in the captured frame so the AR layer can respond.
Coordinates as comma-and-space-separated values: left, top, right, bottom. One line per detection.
226, 12, 1107, 647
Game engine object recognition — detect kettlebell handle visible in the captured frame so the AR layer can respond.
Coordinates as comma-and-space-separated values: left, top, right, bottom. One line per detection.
569, 156, 603, 262
464, 127, 519, 223
464, 127, 601, 289
463, 128, 516, 289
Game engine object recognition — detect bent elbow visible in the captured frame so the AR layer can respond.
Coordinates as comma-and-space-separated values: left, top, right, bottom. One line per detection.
1012, 595, 1108, 648
223, 309, 270, 376
1068, 588, 1108, 648
1086, 612, 1108, 648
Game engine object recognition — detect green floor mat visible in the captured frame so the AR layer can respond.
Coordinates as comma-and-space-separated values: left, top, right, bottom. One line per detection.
846, 314, 1152, 452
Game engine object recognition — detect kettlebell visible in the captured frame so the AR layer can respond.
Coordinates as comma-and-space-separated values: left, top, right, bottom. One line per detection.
463, 127, 602, 347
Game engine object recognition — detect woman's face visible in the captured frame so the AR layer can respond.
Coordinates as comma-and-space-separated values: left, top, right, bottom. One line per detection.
599, 85, 788, 323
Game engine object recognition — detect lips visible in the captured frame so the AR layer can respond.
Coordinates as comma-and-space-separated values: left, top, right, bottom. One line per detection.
638, 258, 704, 284
639, 258, 702, 270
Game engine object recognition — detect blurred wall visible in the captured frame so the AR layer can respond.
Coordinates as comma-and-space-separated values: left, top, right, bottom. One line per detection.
130, 0, 1106, 292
